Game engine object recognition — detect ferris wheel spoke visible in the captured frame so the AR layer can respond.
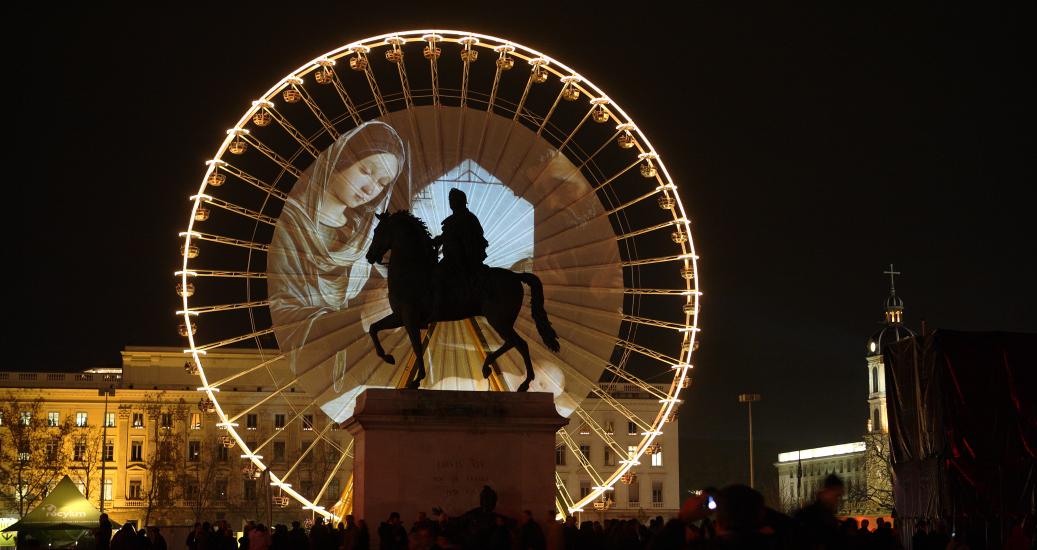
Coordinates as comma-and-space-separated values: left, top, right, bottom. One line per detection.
557, 429, 606, 487
614, 339, 682, 369
600, 363, 670, 401
614, 219, 684, 240
605, 187, 672, 217
239, 134, 304, 177
511, 64, 539, 123
195, 328, 276, 352
179, 300, 270, 315
555, 472, 577, 514
287, 78, 340, 139
424, 34, 443, 107
325, 67, 364, 127
251, 397, 321, 454
624, 288, 701, 296
175, 269, 266, 279
572, 406, 628, 459
351, 48, 388, 117
459, 37, 478, 109
226, 380, 300, 423
195, 195, 279, 226
311, 440, 354, 506
185, 231, 269, 253
261, 104, 321, 157
620, 314, 693, 333
386, 38, 414, 109
556, 104, 594, 154
207, 354, 287, 389
218, 162, 290, 201
621, 253, 697, 268
536, 79, 569, 137
280, 422, 336, 485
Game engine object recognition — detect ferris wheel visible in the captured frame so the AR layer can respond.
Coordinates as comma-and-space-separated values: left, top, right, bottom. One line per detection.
177, 30, 700, 521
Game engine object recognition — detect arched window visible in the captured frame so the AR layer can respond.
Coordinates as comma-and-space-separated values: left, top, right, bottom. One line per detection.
873, 408, 881, 432
872, 367, 879, 394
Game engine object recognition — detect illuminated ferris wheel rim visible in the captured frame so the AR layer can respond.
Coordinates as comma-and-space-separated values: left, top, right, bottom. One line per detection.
177, 29, 701, 520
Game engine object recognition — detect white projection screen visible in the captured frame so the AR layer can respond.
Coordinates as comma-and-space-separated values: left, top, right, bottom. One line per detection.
266, 105, 623, 421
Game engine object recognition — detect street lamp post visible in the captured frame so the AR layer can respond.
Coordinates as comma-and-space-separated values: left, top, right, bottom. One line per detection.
98, 386, 115, 512
738, 393, 762, 488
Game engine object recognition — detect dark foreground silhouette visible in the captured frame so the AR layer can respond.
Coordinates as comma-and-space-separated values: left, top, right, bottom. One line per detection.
364, 208, 559, 391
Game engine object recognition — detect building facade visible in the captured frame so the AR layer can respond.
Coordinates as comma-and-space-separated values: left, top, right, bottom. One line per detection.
1, 348, 679, 530
555, 383, 681, 521
774, 269, 909, 517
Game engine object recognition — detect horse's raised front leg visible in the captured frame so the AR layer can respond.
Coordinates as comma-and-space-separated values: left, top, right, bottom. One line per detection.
405, 323, 426, 389
369, 312, 402, 365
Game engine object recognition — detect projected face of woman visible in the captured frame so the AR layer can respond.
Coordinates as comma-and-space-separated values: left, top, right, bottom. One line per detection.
319, 152, 400, 225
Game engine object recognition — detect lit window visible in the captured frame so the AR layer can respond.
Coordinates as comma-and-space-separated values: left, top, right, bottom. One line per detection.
190, 413, 201, 430
75, 412, 88, 427
652, 481, 663, 504
103, 479, 113, 501
48, 412, 60, 427
128, 480, 143, 500
105, 412, 116, 428
604, 447, 615, 466
628, 480, 640, 504
21, 412, 32, 426
160, 413, 173, 429
627, 445, 638, 460
651, 450, 663, 467
132, 413, 144, 429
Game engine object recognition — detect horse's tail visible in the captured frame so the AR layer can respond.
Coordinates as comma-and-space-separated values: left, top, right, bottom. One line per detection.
518, 272, 560, 352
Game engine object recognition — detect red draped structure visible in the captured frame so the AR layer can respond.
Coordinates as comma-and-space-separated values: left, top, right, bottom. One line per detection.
885, 330, 1036, 547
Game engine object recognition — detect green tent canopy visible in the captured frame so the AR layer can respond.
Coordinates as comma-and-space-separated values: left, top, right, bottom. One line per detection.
3, 476, 118, 532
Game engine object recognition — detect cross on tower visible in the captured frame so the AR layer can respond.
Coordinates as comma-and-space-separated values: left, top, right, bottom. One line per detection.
884, 264, 901, 292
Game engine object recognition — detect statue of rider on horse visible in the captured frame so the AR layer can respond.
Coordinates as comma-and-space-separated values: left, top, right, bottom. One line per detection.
364, 188, 559, 391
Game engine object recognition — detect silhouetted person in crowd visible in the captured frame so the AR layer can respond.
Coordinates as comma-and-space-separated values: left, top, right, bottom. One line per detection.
111, 523, 135, 550
136, 528, 152, 550
517, 510, 545, 550
288, 522, 307, 550
97, 513, 113, 550
794, 473, 844, 549
871, 518, 896, 550
148, 527, 167, 550
340, 515, 358, 550
911, 520, 929, 550
377, 512, 407, 550
701, 484, 775, 549
543, 510, 564, 550
270, 525, 287, 550
432, 188, 488, 317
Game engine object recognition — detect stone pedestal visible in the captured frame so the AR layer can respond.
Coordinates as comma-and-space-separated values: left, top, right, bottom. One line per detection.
342, 388, 567, 527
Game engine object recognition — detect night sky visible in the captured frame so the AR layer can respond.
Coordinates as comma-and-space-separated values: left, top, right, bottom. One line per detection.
16, 4, 1033, 495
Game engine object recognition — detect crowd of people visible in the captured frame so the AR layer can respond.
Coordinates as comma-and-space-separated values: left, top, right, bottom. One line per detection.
84, 474, 1033, 550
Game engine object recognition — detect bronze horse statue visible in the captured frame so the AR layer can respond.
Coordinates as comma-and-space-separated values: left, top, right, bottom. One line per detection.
364, 211, 560, 391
